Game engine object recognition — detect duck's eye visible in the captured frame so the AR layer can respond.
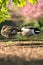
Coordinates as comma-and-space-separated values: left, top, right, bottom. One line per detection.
11, 29, 13, 32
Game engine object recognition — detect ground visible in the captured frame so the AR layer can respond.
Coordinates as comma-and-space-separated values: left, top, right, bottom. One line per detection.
0, 41, 43, 65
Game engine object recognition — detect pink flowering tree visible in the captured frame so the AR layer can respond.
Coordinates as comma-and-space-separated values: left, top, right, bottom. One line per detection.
7, 0, 43, 28
7, 0, 43, 20
20, 0, 43, 21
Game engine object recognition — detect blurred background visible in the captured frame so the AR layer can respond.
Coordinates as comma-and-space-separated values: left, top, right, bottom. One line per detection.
0, 0, 43, 41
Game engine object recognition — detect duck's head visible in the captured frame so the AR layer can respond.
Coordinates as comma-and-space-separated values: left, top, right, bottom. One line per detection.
34, 28, 40, 34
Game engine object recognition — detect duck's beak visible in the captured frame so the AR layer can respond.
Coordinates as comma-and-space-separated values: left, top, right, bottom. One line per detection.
35, 31, 40, 33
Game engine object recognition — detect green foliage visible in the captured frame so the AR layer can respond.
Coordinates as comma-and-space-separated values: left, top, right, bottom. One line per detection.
23, 19, 40, 28
28, 0, 38, 4
13, 0, 38, 6
0, 0, 10, 23
13, 0, 26, 7
0, 0, 26, 23
40, 27, 43, 31
7, 41, 13, 45
38, 17, 43, 27
16, 34, 28, 41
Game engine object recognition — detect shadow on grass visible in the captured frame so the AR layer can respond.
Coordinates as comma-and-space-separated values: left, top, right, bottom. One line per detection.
0, 56, 43, 65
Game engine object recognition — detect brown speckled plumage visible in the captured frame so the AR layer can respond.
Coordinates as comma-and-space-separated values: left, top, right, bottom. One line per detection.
1, 25, 21, 38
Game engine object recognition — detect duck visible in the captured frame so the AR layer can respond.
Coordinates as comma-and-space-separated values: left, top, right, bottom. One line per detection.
1, 25, 21, 38
1, 25, 40, 38
20, 26, 40, 36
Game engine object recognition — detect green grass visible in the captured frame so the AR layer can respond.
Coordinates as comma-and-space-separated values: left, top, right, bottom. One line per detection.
15, 31, 43, 41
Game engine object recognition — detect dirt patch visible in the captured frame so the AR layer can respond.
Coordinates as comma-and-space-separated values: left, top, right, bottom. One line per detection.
0, 42, 43, 65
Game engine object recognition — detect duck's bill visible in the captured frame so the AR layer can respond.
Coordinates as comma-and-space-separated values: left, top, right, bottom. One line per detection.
35, 31, 40, 33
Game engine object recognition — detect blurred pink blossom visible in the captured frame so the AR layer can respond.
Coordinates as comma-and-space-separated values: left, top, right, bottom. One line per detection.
6, 0, 43, 21
20, 0, 43, 20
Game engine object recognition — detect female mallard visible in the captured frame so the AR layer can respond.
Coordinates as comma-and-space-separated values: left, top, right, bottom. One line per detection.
1, 25, 21, 38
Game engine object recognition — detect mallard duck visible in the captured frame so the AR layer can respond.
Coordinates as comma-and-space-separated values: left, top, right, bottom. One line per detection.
1, 25, 21, 38
21, 26, 40, 36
